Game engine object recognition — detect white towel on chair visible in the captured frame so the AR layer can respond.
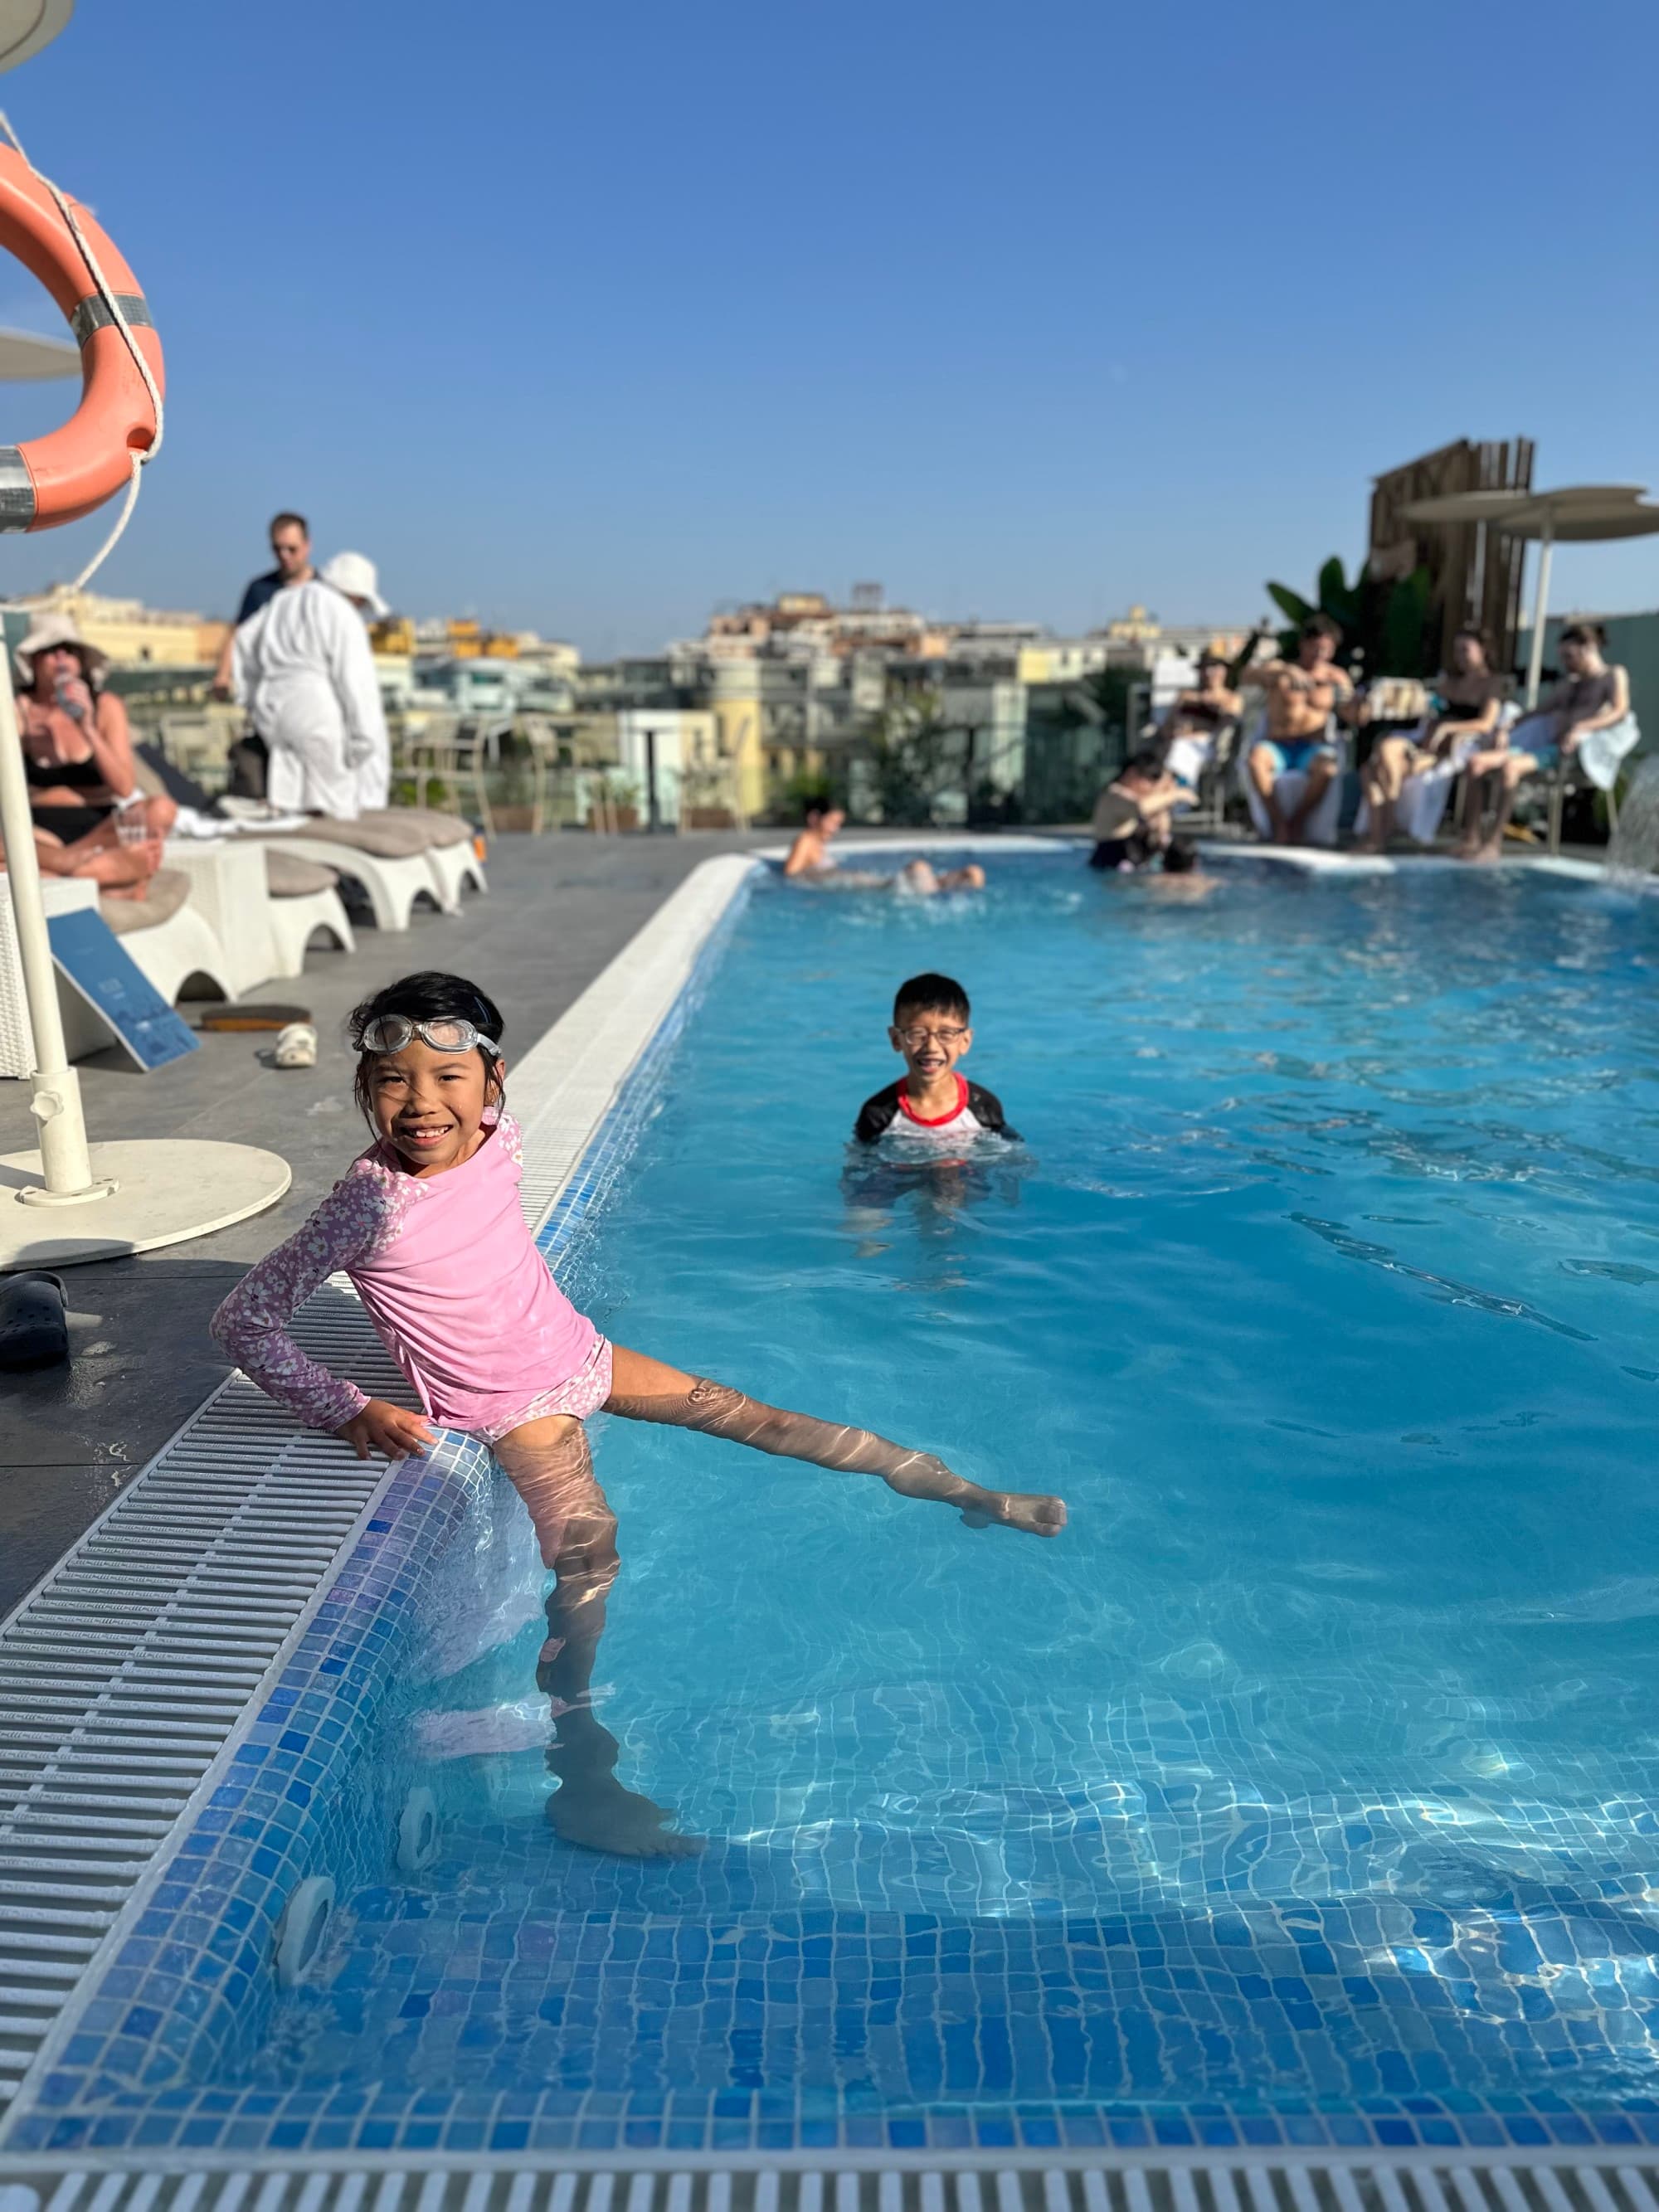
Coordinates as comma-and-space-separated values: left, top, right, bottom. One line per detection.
1578, 714, 1642, 792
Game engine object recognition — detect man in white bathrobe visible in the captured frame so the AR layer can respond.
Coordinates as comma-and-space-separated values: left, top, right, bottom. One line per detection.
232, 551, 390, 819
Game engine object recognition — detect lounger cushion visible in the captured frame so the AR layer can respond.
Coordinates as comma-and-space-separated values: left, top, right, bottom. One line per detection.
374, 806, 474, 848
100, 867, 192, 936
264, 850, 339, 897
281, 814, 434, 859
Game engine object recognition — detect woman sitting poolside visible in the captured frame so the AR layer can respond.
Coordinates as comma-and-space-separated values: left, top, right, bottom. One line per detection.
8, 615, 175, 897
1357, 626, 1501, 852
1457, 623, 1634, 862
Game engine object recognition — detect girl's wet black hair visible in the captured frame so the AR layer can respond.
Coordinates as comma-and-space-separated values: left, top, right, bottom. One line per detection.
348, 970, 505, 1126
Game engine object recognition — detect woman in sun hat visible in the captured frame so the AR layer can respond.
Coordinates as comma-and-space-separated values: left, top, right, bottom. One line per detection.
231, 550, 390, 818
6, 611, 175, 896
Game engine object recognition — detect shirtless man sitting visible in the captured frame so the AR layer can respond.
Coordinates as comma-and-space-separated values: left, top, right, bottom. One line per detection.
783, 802, 985, 892
1239, 616, 1366, 844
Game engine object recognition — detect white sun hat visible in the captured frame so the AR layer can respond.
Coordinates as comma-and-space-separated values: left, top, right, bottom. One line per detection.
319, 551, 389, 619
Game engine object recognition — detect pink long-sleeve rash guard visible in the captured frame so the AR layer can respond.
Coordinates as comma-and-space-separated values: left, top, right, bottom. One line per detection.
212, 1111, 602, 1440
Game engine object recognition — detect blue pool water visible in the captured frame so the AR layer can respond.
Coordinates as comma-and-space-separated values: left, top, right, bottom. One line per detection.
29, 853, 1659, 2156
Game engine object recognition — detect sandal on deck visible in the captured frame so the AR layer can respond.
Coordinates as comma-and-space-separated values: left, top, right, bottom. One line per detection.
0, 1271, 70, 1371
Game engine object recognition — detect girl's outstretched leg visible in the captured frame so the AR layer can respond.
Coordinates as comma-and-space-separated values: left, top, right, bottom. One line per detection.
494, 1413, 699, 1858
603, 1346, 1065, 1539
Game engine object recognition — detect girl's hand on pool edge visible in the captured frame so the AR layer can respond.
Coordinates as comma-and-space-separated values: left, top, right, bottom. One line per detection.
338, 1399, 436, 1461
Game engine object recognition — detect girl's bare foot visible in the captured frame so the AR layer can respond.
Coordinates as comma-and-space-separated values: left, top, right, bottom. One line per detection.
880, 1450, 1066, 1538
960, 1489, 1068, 1538
547, 1772, 703, 1858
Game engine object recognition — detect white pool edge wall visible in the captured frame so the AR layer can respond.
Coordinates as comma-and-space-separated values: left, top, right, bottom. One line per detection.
1, 837, 1652, 2195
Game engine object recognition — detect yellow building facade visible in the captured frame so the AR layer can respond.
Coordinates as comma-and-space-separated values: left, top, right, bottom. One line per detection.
7, 586, 210, 667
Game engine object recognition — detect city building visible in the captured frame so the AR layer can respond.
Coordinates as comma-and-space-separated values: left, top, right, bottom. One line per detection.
2, 585, 223, 668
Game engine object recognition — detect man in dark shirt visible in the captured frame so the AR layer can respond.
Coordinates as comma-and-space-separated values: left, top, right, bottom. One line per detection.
212, 511, 314, 700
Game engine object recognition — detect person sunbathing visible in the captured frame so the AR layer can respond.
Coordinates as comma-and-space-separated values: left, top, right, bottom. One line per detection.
1238, 616, 1367, 844
1358, 627, 1501, 852
11, 615, 175, 897
1160, 649, 1242, 789
1457, 624, 1632, 862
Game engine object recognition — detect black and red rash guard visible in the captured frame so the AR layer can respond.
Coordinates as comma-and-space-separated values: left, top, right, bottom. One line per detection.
853, 1075, 1021, 1146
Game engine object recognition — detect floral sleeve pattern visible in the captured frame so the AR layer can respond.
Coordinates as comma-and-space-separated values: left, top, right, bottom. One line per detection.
211, 1161, 411, 1431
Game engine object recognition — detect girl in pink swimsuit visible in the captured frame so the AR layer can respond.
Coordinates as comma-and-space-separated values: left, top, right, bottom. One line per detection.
213, 970, 1064, 1857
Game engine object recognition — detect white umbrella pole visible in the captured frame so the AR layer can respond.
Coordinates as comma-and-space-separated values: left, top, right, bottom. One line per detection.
0, 656, 109, 1202
1524, 523, 1554, 710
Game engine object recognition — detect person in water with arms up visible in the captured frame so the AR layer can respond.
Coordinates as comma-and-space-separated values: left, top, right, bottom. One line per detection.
212, 972, 1064, 1862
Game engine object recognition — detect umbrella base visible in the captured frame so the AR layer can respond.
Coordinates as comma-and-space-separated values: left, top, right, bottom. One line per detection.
0, 1138, 291, 1269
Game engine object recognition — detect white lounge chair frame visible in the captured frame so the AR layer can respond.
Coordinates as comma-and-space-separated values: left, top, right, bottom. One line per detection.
267, 881, 355, 979
265, 836, 449, 931
1238, 706, 1347, 848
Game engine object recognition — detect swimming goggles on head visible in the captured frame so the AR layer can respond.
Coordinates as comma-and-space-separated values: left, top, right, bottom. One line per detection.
355, 1014, 499, 1055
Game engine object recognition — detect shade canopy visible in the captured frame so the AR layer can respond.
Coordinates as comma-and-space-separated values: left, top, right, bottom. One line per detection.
0, 0, 71, 73
1403, 483, 1659, 546
1402, 482, 1659, 707
0, 324, 78, 378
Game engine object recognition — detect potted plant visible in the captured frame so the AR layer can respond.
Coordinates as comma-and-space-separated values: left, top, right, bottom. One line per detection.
589, 771, 640, 832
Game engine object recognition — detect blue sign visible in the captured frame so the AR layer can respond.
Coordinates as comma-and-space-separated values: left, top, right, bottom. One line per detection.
46, 908, 198, 1071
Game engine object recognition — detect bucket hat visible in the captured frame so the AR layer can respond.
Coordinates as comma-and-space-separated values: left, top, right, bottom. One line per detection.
319, 552, 389, 620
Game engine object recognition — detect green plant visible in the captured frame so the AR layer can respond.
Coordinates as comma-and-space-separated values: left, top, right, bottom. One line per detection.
779, 766, 833, 819
1265, 555, 1434, 680
856, 691, 951, 825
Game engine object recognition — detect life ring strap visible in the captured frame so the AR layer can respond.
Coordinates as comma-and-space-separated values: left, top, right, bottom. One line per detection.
0, 445, 34, 529
68, 291, 151, 346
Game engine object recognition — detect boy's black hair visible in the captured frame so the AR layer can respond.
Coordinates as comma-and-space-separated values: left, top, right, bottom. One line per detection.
1122, 747, 1165, 780
1301, 613, 1342, 644
893, 971, 970, 1024
1559, 621, 1607, 649
1162, 840, 1199, 874
348, 970, 505, 1126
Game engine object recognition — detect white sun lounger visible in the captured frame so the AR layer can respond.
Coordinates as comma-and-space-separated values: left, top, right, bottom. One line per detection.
263, 848, 355, 978
100, 868, 237, 1009
1238, 708, 1346, 848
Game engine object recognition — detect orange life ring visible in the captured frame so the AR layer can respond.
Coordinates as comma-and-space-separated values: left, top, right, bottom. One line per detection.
0, 143, 164, 533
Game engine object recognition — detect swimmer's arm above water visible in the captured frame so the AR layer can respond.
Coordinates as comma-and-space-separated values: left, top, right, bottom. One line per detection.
210, 1170, 392, 1433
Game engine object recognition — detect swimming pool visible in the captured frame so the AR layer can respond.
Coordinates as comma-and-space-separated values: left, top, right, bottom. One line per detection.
15, 851, 1659, 2161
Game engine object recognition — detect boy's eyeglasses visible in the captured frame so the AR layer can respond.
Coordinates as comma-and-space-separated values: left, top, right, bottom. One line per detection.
894, 1024, 968, 1048
356, 1014, 499, 1055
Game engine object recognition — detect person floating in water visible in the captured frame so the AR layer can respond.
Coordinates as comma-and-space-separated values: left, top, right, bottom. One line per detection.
784, 801, 986, 894
212, 972, 1065, 1861
854, 972, 1020, 1146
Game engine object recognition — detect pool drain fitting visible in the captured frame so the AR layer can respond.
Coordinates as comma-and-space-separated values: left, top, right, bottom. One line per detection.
272, 1874, 335, 1988
396, 1784, 439, 1874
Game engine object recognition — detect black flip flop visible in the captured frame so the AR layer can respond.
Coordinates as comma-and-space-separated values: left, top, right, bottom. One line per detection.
0, 1271, 70, 1371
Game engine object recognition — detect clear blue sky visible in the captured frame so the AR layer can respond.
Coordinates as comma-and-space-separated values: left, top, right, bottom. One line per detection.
2, 0, 1657, 654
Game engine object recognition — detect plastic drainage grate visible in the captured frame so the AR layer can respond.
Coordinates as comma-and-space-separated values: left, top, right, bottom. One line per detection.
0, 2163, 1656, 2212
0, 1293, 409, 2109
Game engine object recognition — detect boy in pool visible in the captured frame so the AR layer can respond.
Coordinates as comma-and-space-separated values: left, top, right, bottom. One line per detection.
854, 972, 1020, 1146
785, 803, 986, 894
212, 972, 1063, 1860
